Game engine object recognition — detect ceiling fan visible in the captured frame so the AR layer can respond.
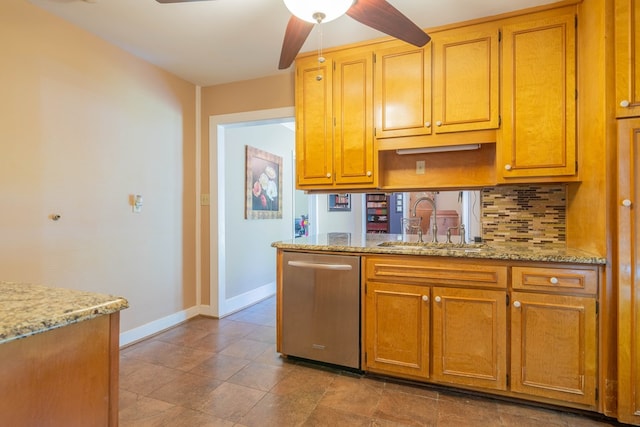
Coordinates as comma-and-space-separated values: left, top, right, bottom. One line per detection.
155, 0, 431, 70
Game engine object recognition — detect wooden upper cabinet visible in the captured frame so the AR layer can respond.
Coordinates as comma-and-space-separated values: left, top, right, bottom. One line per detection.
432, 23, 500, 134
333, 49, 375, 186
431, 287, 507, 391
615, 0, 640, 118
295, 55, 334, 187
374, 41, 432, 139
499, 11, 577, 181
510, 291, 597, 406
295, 49, 376, 189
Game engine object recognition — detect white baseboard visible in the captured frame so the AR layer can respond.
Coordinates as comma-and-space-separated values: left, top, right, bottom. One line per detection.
192, 282, 276, 318
119, 305, 200, 347
119, 282, 276, 346
218, 281, 276, 318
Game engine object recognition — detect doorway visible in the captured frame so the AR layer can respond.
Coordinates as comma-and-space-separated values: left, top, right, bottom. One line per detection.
209, 107, 297, 317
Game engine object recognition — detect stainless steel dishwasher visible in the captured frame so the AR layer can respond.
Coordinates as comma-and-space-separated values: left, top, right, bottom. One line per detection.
281, 251, 361, 369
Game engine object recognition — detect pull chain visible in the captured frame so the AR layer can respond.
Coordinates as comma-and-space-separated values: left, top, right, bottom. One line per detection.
313, 12, 327, 81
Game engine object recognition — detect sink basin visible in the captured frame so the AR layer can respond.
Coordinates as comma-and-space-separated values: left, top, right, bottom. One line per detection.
377, 241, 489, 252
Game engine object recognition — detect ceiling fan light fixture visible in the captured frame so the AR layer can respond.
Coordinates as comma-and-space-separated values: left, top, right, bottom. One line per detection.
283, 0, 354, 24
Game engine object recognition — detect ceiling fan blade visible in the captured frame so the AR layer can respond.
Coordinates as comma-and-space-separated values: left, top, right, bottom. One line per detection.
346, 0, 430, 47
279, 16, 315, 70
155, 0, 212, 3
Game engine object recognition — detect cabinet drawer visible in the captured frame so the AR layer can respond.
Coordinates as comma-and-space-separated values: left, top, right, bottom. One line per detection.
511, 266, 598, 295
365, 256, 507, 289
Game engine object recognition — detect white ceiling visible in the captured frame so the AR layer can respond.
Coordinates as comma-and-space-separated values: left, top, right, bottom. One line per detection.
28, 0, 558, 87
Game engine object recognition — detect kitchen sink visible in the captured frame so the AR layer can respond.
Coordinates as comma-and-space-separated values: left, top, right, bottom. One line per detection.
377, 241, 489, 252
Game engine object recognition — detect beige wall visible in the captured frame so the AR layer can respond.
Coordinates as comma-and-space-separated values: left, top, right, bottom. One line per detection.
200, 74, 294, 304
0, 1, 197, 333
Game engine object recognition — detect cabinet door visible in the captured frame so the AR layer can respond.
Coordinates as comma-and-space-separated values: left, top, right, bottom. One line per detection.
365, 281, 430, 379
334, 50, 375, 186
374, 42, 432, 138
431, 287, 507, 390
500, 12, 576, 180
617, 118, 640, 424
432, 23, 499, 134
510, 292, 597, 406
295, 55, 334, 187
615, 0, 640, 118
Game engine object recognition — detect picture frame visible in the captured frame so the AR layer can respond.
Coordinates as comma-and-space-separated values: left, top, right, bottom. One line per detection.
245, 145, 283, 220
328, 193, 351, 212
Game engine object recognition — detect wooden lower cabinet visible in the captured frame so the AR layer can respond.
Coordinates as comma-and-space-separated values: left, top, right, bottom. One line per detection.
510, 291, 597, 406
431, 287, 507, 390
364, 281, 430, 379
363, 255, 600, 411
0, 314, 121, 426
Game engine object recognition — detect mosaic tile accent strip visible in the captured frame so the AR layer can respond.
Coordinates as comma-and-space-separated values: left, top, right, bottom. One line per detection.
481, 185, 566, 245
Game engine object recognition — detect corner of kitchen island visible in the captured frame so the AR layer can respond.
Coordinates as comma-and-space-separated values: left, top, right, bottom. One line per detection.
0, 281, 129, 426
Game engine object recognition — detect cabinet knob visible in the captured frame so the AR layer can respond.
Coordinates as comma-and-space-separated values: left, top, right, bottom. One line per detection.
422, 295, 429, 302
504, 164, 512, 171
621, 100, 631, 108
435, 121, 443, 127
316, 75, 323, 81
425, 121, 431, 128
366, 171, 372, 177
622, 199, 632, 207
513, 301, 521, 308
326, 173, 332, 178
435, 296, 441, 303
549, 277, 559, 285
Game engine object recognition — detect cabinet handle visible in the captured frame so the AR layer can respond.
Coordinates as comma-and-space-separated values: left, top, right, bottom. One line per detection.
513, 301, 521, 308
425, 121, 431, 128
435, 121, 443, 127
549, 277, 559, 285
422, 295, 429, 302
366, 171, 372, 177
620, 100, 631, 108
504, 164, 512, 171
622, 199, 632, 207
435, 296, 441, 302
326, 173, 331, 178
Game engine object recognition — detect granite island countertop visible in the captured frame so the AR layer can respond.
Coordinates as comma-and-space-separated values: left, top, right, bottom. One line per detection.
0, 281, 129, 344
272, 233, 607, 265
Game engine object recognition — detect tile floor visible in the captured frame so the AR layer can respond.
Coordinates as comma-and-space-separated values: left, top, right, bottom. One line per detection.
119, 296, 623, 426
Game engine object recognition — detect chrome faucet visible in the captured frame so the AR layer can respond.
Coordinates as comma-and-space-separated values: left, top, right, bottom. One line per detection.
446, 224, 467, 244
411, 196, 437, 243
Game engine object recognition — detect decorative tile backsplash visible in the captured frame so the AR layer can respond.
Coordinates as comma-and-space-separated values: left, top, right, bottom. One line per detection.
481, 185, 566, 245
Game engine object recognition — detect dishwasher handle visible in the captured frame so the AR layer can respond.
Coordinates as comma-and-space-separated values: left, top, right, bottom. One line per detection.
287, 260, 353, 271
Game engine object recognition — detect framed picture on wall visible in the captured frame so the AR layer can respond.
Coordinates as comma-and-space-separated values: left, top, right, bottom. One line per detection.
245, 145, 283, 220
328, 194, 351, 212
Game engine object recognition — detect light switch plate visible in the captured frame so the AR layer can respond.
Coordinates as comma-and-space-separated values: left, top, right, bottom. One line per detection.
131, 194, 143, 213
416, 160, 426, 175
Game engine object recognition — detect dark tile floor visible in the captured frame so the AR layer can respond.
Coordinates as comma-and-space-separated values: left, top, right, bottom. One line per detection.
119, 296, 622, 426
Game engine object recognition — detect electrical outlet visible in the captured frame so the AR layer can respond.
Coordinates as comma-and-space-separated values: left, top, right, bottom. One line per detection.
416, 160, 426, 175
200, 194, 210, 206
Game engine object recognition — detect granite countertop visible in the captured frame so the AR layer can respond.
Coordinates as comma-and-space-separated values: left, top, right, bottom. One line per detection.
0, 282, 129, 345
272, 233, 607, 265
